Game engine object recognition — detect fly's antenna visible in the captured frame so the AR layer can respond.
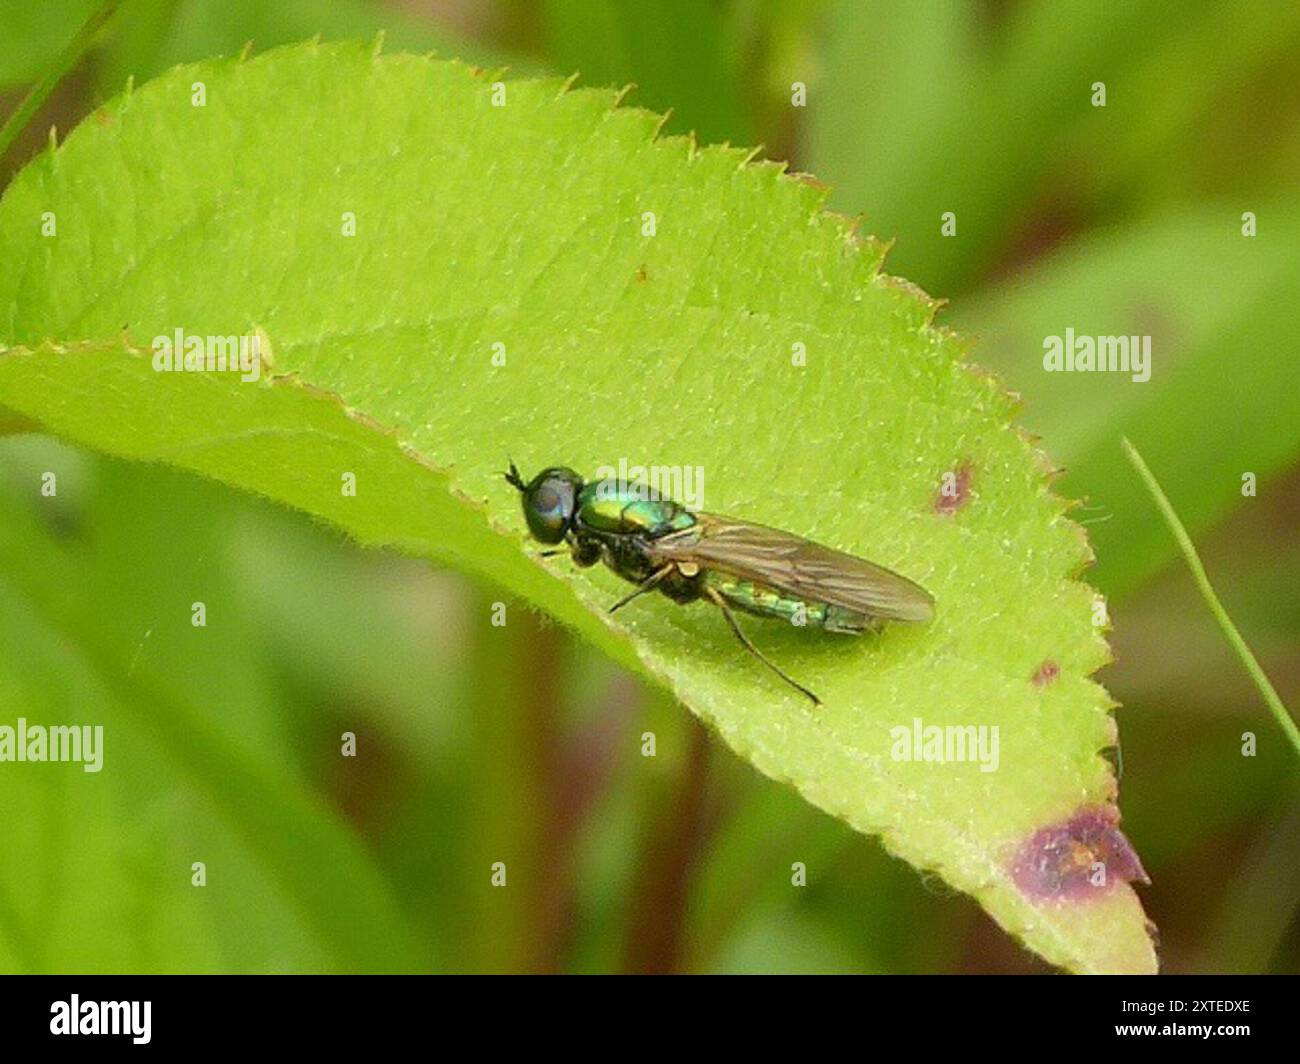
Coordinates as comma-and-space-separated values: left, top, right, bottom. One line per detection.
503, 459, 526, 491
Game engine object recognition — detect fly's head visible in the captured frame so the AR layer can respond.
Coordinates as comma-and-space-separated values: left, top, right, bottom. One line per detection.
505, 461, 583, 545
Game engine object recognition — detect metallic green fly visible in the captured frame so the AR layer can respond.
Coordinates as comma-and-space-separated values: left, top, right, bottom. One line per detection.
505, 463, 935, 705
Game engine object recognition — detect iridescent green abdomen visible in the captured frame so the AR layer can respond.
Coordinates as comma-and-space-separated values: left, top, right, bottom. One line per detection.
576, 480, 697, 538
705, 572, 869, 634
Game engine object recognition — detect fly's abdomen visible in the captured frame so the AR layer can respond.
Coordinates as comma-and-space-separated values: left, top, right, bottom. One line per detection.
706, 573, 869, 633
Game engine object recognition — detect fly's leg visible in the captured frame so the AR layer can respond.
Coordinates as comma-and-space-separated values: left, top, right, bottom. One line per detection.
608, 564, 675, 614
703, 586, 822, 706
541, 538, 600, 565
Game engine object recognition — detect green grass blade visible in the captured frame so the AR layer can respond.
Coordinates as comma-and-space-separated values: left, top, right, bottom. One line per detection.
1122, 437, 1300, 760
0, 0, 123, 166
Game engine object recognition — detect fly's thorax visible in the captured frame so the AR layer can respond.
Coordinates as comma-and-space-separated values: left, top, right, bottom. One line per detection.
576, 480, 697, 538
586, 533, 702, 603
582, 527, 658, 587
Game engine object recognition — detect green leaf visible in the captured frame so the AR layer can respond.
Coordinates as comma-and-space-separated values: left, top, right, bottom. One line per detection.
0, 1, 123, 166
1059, 1, 1300, 213
951, 203, 1300, 599
0, 1, 102, 89
806, 0, 1182, 295
0, 442, 423, 971
540, 0, 751, 145
0, 41, 1153, 972
92, 0, 541, 99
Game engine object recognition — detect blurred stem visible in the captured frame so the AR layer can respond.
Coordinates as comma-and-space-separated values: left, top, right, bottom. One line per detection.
517, 616, 571, 972
0, 0, 123, 166
1122, 437, 1300, 761
621, 708, 711, 973
462, 596, 564, 972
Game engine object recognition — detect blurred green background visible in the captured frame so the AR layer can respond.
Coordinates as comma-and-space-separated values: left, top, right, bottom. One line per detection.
1, 0, 1297, 973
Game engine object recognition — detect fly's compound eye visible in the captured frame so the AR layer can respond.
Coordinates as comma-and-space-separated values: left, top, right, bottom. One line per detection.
534, 485, 560, 513
523, 471, 579, 544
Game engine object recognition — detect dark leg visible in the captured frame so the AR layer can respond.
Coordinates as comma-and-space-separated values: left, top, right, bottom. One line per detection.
570, 537, 601, 567
541, 538, 599, 564
608, 565, 674, 613
704, 587, 821, 706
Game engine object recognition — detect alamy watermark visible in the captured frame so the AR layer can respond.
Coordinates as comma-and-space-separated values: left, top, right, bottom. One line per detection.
50, 995, 150, 1044
151, 327, 266, 382
1043, 328, 1150, 383
0, 718, 103, 772
890, 717, 999, 773
592, 458, 705, 511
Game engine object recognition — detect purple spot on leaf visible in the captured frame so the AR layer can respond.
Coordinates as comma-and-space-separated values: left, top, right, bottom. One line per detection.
1012, 806, 1149, 901
1031, 660, 1060, 686
934, 461, 973, 515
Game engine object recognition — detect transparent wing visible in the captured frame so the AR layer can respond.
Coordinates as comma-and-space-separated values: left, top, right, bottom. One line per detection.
648, 514, 935, 622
